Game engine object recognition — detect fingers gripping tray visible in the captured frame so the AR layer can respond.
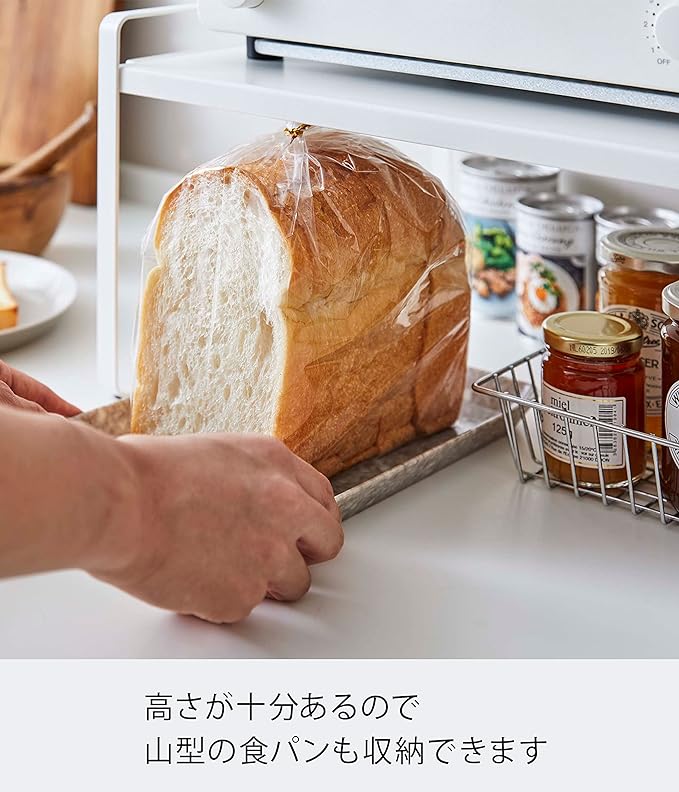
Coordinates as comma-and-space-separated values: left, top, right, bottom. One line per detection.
79, 369, 509, 520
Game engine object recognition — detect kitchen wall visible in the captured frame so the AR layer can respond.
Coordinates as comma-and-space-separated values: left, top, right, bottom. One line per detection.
120, 0, 679, 212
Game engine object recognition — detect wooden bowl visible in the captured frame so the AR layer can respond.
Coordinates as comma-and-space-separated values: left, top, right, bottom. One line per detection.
0, 164, 71, 255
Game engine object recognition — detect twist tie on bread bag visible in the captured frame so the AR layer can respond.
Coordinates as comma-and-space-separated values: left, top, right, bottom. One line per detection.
275, 123, 323, 250
284, 122, 311, 139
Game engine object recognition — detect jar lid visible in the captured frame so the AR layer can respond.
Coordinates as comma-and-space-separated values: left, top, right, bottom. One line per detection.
599, 227, 679, 273
543, 311, 643, 359
662, 281, 679, 321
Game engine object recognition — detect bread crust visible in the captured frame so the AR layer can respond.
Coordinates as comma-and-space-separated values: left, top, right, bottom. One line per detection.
130, 264, 163, 434
133, 129, 469, 476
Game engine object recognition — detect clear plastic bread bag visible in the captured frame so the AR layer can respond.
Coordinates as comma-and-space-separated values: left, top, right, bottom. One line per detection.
132, 125, 470, 477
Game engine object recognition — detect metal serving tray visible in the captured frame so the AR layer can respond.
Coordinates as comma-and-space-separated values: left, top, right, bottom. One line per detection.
76, 367, 508, 520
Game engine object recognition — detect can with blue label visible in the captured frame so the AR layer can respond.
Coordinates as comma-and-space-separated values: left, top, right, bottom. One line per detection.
515, 192, 604, 339
459, 157, 560, 319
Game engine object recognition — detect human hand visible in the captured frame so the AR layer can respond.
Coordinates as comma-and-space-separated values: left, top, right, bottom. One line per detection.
90, 432, 343, 623
0, 360, 80, 416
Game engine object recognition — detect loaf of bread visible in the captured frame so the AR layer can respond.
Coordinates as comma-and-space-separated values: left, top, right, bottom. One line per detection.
131, 127, 470, 476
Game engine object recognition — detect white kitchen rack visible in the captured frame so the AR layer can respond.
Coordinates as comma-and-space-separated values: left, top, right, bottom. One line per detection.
97, 3, 679, 395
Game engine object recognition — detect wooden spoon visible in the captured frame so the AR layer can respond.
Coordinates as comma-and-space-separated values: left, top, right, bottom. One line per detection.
0, 101, 97, 185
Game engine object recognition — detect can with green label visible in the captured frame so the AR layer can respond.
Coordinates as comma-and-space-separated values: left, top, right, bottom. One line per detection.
459, 156, 559, 319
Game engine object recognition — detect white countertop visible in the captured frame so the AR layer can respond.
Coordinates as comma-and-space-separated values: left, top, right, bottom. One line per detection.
2, 203, 679, 659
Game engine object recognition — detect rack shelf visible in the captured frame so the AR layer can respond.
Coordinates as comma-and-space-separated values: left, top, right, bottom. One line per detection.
98, 4, 679, 395
120, 47, 679, 189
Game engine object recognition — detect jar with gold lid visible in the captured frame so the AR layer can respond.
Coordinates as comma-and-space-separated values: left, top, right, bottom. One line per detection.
660, 281, 679, 510
599, 227, 679, 436
541, 311, 646, 489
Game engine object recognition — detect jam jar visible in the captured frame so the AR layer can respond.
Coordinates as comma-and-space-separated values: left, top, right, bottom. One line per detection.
661, 282, 679, 510
541, 311, 646, 489
599, 227, 679, 436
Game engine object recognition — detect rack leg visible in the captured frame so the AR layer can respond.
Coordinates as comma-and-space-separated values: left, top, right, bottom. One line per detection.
96, 5, 196, 398
97, 14, 122, 397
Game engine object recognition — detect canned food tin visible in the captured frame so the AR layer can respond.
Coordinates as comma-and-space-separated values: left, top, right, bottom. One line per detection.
595, 205, 679, 266
459, 156, 559, 319
515, 192, 604, 339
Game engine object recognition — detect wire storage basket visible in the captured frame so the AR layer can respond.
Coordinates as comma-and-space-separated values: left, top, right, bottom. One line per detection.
472, 348, 679, 526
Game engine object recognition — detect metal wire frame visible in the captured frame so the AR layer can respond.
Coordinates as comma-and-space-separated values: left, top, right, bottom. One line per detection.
472, 348, 679, 526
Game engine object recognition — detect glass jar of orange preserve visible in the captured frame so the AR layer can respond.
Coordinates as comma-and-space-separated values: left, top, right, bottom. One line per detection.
599, 227, 679, 436
542, 311, 646, 489
661, 282, 679, 510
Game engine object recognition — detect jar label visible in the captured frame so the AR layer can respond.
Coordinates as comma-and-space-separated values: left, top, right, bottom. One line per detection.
541, 383, 626, 469
603, 304, 665, 417
665, 380, 679, 469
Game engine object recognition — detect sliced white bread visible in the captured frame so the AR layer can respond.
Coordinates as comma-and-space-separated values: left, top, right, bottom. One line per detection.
131, 129, 469, 476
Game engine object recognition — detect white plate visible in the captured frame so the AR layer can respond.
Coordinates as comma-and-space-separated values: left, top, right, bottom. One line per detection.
0, 250, 77, 353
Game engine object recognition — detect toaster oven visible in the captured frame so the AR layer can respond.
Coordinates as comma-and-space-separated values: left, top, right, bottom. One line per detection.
198, 0, 679, 112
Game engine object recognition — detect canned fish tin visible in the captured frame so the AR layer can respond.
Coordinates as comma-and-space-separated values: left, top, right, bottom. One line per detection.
515, 192, 603, 339
595, 206, 679, 266
460, 157, 559, 319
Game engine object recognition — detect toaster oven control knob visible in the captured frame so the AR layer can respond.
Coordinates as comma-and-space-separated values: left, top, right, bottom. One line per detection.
656, 4, 679, 59
224, 0, 263, 7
